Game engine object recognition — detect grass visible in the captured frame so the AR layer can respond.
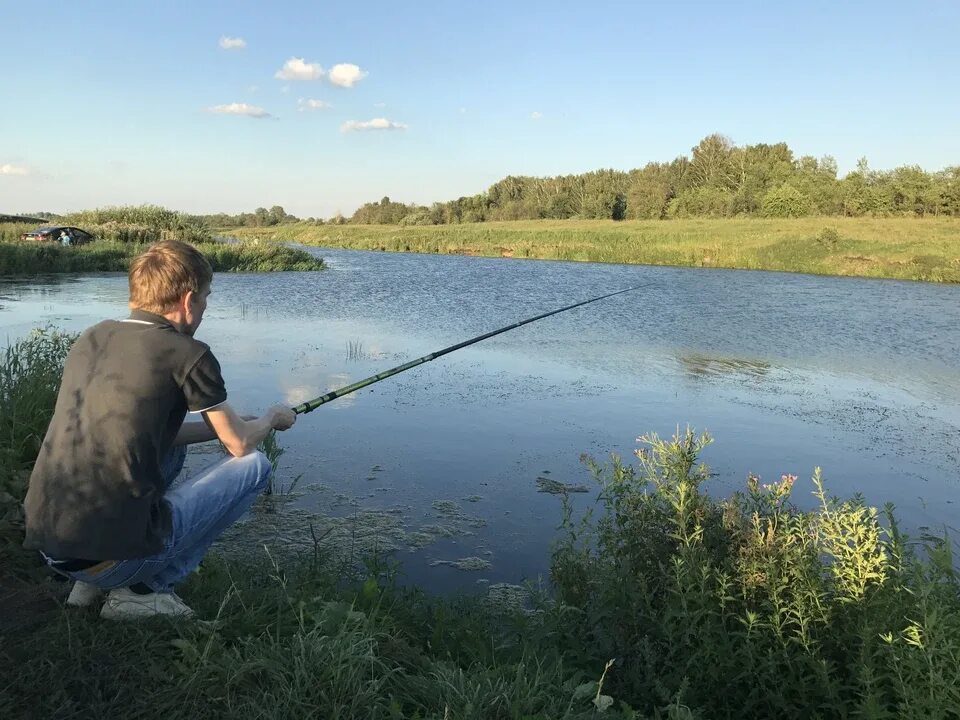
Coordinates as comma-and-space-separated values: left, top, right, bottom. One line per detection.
2, 332, 959, 718
226, 217, 960, 282
0, 329, 78, 575
0, 236, 324, 274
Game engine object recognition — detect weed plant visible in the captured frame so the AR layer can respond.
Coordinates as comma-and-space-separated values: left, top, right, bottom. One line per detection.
0, 329, 75, 573
550, 427, 960, 717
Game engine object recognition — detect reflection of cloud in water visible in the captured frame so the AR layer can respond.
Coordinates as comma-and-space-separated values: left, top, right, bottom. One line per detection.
283, 384, 322, 406
281, 372, 357, 410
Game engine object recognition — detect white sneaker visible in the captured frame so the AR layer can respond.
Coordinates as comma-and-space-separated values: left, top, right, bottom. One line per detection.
99, 587, 195, 620
66, 581, 103, 608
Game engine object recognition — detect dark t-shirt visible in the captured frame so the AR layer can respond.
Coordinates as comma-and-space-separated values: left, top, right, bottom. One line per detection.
23, 309, 227, 560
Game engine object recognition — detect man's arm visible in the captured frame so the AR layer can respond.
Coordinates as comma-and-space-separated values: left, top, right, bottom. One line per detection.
202, 402, 296, 457
173, 421, 218, 446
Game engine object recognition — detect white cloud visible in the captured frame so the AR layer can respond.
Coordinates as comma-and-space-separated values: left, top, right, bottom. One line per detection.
219, 36, 246, 50
0, 163, 29, 176
247, 85, 259, 93
531, 111, 543, 120
275, 57, 324, 81
298, 98, 331, 111
459, 107, 467, 114
340, 118, 407, 133
373, 102, 386, 108
328, 63, 368, 88
206, 102, 272, 118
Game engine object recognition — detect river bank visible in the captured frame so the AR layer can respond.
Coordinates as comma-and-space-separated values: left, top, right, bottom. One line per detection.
0, 237, 324, 274
226, 217, 960, 282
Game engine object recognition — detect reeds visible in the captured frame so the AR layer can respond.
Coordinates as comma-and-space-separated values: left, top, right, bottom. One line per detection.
0, 240, 324, 274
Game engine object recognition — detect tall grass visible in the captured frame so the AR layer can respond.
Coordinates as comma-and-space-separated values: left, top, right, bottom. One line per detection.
0, 329, 75, 572
229, 217, 960, 282
63, 205, 211, 244
0, 223, 33, 243
551, 428, 960, 717
0, 240, 324, 274
201, 239, 324, 272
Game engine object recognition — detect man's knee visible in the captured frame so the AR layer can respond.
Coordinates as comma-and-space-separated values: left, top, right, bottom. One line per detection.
239, 450, 272, 491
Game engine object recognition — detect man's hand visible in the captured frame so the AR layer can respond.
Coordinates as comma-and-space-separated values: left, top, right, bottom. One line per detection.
204, 402, 295, 457
268, 405, 297, 431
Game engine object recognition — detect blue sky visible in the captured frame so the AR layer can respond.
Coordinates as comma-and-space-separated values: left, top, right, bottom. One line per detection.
2, 0, 957, 217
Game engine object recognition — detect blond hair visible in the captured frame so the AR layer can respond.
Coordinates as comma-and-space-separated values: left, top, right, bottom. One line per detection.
128, 240, 213, 313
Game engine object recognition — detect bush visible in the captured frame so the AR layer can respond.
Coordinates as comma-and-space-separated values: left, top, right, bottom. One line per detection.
815, 226, 842, 248
551, 428, 960, 717
761, 184, 812, 217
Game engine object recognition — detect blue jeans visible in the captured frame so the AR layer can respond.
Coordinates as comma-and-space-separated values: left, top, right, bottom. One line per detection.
56, 446, 272, 593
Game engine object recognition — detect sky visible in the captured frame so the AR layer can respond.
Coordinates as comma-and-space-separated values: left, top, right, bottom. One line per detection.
1, 0, 958, 217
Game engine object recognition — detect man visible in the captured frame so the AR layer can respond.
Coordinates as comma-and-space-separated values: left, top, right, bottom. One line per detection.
59, 229, 72, 246
23, 239, 296, 619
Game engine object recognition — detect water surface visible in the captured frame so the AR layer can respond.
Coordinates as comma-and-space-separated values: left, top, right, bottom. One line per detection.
3, 248, 958, 592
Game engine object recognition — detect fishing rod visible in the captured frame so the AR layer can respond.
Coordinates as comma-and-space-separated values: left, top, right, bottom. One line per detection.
292, 284, 642, 415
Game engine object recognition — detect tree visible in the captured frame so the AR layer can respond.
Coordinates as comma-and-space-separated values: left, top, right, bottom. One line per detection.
761, 184, 811, 217
689, 134, 737, 190
268, 205, 287, 225
253, 207, 270, 227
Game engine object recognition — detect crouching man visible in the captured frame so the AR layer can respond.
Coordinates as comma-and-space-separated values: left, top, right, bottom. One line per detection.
23, 239, 296, 620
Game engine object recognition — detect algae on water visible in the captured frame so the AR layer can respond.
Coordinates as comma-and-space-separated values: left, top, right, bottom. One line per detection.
431, 499, 487, 528
536, 476, 589, 494
429, 556, 492, 571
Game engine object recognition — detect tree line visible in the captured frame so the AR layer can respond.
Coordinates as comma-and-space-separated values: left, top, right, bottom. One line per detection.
16, 135, 956, 228
348, 134, 960, 224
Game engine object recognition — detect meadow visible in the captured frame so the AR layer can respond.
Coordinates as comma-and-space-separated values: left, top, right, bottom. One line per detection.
1, 330, 958, 718
228, 217, 960, 283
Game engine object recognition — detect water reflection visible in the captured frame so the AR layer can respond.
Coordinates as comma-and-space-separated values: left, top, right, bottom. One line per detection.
677, 354, 772, 380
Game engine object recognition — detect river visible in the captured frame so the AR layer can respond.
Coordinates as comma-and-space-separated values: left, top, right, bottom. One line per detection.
2, 247, 958, 592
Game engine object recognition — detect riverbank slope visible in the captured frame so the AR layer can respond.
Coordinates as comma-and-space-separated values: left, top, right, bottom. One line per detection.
227, 217, 960, 282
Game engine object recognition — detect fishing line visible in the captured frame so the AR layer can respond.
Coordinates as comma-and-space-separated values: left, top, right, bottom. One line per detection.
292, 284, 642, 415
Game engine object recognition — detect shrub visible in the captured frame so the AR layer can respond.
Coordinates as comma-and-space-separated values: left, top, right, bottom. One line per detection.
761, 184, 812, 217
551, 428, 960, 717
815, 226, 842, 248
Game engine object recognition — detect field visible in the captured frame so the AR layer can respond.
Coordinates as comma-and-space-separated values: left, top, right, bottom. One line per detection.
227, 217, 960, 283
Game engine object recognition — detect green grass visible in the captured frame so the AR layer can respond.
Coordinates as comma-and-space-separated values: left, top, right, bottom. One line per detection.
0, 237, 324, 274
226, 217, 960, 282
2, 333, 959, 718
0, 329, 77, 575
